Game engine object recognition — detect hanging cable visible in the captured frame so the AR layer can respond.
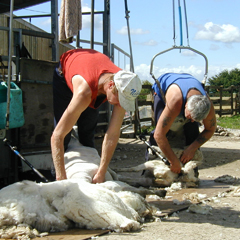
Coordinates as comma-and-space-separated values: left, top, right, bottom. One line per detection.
172, 0, 176, 46
178, 0, 183, 46
183, 0, 189, 46
150, 0, 208, 88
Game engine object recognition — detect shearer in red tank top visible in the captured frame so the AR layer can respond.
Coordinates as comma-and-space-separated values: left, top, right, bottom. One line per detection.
52, 48, 142, 183
60, 49, 121, 108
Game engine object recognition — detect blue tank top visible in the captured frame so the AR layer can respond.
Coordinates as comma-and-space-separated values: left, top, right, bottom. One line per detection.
152, 73, 206, 114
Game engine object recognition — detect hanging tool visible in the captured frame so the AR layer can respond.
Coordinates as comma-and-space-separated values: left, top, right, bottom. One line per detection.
150, 0, 209, 87
3, 138, 49, 183
138, 135, 170, 166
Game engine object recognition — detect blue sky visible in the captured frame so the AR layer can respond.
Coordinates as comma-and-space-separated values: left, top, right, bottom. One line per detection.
14, 0, 240, 84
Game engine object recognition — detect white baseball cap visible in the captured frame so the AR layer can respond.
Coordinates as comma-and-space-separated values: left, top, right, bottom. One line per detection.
114, 70, 142, 111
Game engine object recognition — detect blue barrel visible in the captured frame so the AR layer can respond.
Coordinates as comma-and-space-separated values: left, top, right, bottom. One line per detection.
0, 82, 25, 129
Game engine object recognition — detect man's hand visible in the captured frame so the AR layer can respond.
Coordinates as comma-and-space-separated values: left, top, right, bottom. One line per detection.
56, 175, 67, 181
170, 159, 182, 174
92, 171, 105, 184
180, 147, 195, 164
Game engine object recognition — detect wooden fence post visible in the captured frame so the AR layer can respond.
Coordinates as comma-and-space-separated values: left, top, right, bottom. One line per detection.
219, 85, 223, 117
238, 88, 240, 114
230, 85, 234, 115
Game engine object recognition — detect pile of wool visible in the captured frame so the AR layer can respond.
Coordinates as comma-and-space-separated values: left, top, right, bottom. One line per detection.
0, 179, 149, 238
0, 224, 48, 239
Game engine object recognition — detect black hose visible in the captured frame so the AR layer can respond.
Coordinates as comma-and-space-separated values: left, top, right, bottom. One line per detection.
3, 138, 49, 183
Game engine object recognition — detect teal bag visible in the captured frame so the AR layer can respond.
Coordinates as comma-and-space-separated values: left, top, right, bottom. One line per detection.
0, 81, 25, 129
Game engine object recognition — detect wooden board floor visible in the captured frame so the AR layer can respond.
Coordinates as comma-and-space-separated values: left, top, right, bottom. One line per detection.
36, 229, 110, 240
147, 178, 230, 217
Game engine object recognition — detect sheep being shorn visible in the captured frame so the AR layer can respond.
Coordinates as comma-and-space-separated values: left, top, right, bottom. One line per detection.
0, 179, 143, 233
0, 134, 164, 238
64, 134, 166, 198
115, 146, 203, 188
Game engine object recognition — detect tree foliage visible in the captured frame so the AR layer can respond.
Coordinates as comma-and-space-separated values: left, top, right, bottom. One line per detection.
138, 80, 153, 100
207, 68, 240, 89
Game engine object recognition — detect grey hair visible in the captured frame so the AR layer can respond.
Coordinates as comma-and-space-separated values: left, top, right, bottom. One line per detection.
186, 95, 211, 122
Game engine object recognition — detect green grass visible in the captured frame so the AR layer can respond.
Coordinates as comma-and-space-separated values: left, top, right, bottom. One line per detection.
217, 114, 240, 129
139, 125, 155, 135
138, 115, 240, 135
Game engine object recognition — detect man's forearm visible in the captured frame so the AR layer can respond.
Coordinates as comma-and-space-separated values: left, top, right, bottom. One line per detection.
99, 132, 119, 174
190, 128, 215, 151
51, 135, 67, 180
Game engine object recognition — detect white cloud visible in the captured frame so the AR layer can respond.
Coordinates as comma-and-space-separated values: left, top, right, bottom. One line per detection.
135, 63, 206, 83
135, 64, 152, 82
209, 44, 220, 51
134, 40, 158, 46
81, 5, 102, 29
181, 50, 196, 56
195, 22, 240, 43
39, 18, 51, 26
135, 62, 240, 84
117, 26, 149, 35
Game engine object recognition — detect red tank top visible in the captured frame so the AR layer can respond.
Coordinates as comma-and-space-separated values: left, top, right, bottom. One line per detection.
60, 49, 121, 108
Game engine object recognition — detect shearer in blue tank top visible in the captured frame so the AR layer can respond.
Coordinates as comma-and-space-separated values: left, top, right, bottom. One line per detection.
148, 73, 216, 174
153, 73, 207, 115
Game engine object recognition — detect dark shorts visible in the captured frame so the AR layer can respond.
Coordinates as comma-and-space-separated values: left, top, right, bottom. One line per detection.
52, 64, 99, 150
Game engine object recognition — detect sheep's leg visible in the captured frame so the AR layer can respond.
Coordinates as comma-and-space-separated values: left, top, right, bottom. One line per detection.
119, 183, 166, 198
118, 176, 154, 188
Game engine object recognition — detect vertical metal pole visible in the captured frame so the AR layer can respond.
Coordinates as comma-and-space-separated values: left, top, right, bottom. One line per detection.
124, 0, 140, 137
90, 0, 95, 49
6, 0, 15, 130
124, 0, 134, 72
51, 0, 59, 61
103, 0, 111, 126
103, 0, 110, 56
110, 43, 114, 62
76, 31, 80, 48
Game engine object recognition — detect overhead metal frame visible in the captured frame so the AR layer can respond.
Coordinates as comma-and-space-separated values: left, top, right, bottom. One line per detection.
2, 0, 135, 137
150, 0, 209, 87
0, 0, 50, 14
150, 45, 209, 85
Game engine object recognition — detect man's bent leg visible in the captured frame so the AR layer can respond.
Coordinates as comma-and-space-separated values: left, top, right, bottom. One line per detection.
77, 107, 99, 148
183, 121, 200, 146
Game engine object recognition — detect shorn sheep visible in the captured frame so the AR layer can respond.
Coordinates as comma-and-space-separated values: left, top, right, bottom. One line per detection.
115, 145, 203, 188
0, 133, 165, 239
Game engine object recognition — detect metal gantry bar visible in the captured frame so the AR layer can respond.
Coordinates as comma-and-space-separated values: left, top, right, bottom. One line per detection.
90, 0, 95, 49
124, 0, 134, 72
150, 45, 209, 85
51, 0, 59, 61
5, 0, 15, 130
